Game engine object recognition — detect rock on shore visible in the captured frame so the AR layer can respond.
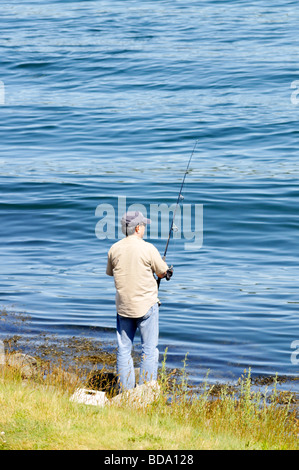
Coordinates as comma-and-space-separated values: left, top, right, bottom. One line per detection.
70, 381, 161, 408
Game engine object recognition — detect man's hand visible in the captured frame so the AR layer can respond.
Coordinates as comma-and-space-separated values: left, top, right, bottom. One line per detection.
165, 266, 173, 281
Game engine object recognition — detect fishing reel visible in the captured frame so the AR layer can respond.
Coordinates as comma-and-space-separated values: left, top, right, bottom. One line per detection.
165, 265, 173, 281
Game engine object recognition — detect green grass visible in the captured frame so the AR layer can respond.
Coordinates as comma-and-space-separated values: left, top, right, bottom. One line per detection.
0, 358, 298, 450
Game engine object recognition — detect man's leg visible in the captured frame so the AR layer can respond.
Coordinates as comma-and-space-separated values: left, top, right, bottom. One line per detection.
138, 303, 159, 385
116, 314, 137, 391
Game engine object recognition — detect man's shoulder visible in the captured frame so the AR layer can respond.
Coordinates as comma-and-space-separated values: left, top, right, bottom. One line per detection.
140, 239, 162, 256
108, 237, 126, 253
108, 237, 158, 253
142, 239, 156, 248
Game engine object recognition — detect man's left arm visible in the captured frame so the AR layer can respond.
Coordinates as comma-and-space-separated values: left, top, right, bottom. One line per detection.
106, 251, 114, 277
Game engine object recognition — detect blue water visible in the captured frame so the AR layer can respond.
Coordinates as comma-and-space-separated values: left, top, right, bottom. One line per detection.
1, 0, 299, 387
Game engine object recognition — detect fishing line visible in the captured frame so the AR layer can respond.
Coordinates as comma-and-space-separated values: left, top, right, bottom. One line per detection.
157, 139, 198, 289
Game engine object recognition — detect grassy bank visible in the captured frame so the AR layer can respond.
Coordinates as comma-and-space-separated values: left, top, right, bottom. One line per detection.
0, 357, 298, 450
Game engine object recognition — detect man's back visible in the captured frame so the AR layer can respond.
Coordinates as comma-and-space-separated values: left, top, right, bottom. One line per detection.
106, 235, 167, 318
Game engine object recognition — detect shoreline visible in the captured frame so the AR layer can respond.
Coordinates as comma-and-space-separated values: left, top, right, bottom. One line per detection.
2, 330, 298, 410
1, 307, 298, 406
1, 335, 298, 450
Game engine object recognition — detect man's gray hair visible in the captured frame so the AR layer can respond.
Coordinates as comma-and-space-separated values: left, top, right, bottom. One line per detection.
121, 210, 151, 236
124, 225, 136, 236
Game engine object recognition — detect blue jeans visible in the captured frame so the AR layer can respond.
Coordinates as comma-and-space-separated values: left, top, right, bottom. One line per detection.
116, 303, 159, 391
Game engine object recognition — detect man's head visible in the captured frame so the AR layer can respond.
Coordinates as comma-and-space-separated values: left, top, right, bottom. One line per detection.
121, 211, 151, 237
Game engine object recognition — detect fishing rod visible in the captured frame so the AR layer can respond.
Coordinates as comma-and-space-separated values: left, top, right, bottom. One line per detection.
157, 139, 198, 289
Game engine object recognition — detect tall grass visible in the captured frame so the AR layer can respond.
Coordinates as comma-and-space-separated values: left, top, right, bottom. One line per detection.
0, 353, 298, 450
159, 360, 298, 450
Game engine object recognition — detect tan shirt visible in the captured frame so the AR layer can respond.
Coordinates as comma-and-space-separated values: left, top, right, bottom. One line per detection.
106, 235, 168, 318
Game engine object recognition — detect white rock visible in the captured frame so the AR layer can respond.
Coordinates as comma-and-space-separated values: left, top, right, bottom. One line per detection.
70, 381, 161, 408
70, 388, 108, 407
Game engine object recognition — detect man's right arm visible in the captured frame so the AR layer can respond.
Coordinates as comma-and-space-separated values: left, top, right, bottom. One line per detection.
157, 266, 173, 280
151, 246, 169, 278
157, 271, 166, 279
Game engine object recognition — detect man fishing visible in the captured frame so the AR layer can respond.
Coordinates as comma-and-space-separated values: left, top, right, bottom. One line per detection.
106, 210, 173, 391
